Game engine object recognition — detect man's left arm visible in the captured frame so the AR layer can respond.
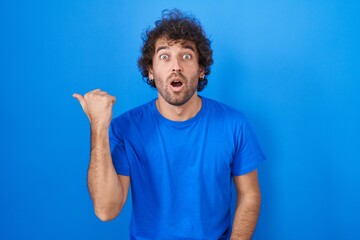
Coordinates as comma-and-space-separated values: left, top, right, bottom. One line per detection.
230, 169, 261, 240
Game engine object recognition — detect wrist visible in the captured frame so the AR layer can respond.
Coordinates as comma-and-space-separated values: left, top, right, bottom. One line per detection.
91, 123, 109, 137
91, 120, 110, 131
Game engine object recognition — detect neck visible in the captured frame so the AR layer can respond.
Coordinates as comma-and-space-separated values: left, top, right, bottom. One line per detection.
156, 93, 202, 121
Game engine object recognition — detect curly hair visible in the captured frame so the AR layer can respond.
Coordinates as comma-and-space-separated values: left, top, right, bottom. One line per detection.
137, 9, 213, 92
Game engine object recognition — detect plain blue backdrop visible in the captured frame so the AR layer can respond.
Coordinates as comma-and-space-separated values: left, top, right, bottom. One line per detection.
1, 0, 359, 239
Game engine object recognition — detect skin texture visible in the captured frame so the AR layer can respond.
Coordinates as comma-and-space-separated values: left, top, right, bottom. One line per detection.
73, 90, 130, 221
148, 38, 205, 121
74, 39, 261, 237
231, 170, 261, 239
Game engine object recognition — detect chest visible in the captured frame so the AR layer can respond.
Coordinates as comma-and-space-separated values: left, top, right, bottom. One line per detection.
125, 121, 236, 178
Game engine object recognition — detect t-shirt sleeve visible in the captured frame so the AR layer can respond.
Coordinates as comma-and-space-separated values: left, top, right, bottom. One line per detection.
231, 117, 265, 176
109, 121, 131, 176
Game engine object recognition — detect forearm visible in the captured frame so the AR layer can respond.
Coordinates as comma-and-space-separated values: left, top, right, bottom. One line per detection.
230, 193, 261, 240
87, 124, 124, 221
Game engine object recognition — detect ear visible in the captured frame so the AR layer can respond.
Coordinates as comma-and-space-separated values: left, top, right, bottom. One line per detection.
199, 66, 205, 79
148, 67, 154, 80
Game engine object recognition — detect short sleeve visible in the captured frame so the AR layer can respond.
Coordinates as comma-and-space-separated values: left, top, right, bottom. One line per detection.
109, 121, 131, 176
231, 118, 265, 176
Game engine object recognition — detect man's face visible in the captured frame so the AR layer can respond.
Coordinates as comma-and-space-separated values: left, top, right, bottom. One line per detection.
148, 38, 205, 106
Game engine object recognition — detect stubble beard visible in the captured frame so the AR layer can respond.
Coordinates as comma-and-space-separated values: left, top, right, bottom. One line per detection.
159, 85, 197, 106
155, 74, 198, 106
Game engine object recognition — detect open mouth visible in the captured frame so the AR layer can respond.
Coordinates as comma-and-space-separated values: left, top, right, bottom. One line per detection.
171, 80, 183, 88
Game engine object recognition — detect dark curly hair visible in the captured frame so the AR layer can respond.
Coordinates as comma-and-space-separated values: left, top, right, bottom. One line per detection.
137, 9, 213, 92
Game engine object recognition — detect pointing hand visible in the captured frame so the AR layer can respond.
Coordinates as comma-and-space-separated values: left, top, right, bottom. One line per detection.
73, 89, 116, 127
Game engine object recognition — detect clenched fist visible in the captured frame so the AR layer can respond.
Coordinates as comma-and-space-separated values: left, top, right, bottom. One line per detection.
73, 89, 116, 127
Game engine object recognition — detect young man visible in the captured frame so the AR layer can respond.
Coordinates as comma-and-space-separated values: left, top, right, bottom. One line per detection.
74, 9, 265, 240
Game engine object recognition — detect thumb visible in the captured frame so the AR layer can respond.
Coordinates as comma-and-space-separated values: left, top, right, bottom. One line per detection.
72, 93, 86, 110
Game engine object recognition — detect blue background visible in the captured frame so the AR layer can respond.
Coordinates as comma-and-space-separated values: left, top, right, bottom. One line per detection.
1, 0, 359, 239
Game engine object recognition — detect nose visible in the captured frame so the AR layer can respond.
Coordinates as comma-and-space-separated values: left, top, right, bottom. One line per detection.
172, 57, 182, 72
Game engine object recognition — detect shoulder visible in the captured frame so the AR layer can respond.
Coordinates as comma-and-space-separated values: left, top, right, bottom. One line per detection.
111, 99, 155, 128
202, 96, 247, 121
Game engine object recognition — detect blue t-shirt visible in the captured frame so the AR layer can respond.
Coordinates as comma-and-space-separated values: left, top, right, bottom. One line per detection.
109, 96, 265, 240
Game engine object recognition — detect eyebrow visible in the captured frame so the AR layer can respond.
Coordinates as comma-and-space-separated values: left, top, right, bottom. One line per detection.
155, 44, 196, 54
156, 46, 169, 53
182, 44, 196, 52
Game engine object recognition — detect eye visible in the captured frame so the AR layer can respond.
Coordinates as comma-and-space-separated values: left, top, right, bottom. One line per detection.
159, 54, 169, 60
183, 54, 192, 60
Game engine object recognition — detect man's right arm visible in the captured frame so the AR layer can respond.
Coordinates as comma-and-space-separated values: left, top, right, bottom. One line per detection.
73, 89, 130, 221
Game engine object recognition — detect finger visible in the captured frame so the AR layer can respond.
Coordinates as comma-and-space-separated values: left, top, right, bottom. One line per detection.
86, 89, 106, 97
97, 91, 108, 96
85, 89, 102, 97
72, 93, 84, 100
84, 88, 101, 97
72, 93, 86, 110
111, 96, 116, 103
